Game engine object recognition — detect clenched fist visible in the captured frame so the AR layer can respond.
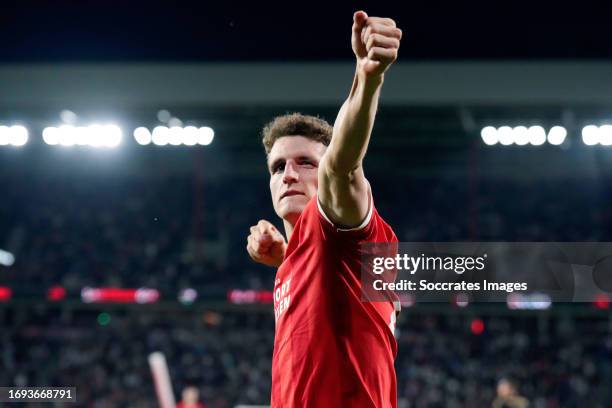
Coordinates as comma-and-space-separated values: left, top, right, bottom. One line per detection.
352, 10, 402, 79
246, 220, 287, 267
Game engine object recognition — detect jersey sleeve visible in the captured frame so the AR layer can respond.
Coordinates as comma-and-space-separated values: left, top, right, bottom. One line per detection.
314, 187, 397, 244
314, 188, 402, 319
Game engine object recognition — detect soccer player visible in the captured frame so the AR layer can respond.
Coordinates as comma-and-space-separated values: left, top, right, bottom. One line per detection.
492, 378, 530, 408
176, 386, 205, 408
246, 10, 402, 407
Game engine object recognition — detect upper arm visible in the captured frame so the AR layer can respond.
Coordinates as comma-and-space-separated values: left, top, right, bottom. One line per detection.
317, 153, 371, 229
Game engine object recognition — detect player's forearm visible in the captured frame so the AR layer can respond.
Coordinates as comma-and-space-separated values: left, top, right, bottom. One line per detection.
325, 71, 384, 175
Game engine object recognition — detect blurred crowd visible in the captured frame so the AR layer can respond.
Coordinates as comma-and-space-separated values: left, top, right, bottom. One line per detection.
1, 308, 610, 407
0, 174, 276, 293
1, 171, 612, 407
395, 313, 612, 408
1, 307, 274, 407
2, 173, 611, 292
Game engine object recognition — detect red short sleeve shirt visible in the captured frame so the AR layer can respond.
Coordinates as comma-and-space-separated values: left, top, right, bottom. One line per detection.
271, 194, 399, 408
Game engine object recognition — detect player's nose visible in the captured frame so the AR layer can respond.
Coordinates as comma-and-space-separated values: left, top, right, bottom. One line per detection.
282, 162, 299, 184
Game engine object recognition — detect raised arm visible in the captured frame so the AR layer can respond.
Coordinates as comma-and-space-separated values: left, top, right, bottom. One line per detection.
318, 11, 401, 227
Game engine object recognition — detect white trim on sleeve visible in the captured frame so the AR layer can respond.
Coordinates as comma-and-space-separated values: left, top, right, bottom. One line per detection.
317, 189, 373, 232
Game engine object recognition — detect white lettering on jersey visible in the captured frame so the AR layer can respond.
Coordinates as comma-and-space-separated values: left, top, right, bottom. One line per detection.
274, 277, 292, 323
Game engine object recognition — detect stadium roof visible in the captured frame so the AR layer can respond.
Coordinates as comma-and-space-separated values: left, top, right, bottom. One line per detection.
1, 1, 612, 62
2, 62, 612, 107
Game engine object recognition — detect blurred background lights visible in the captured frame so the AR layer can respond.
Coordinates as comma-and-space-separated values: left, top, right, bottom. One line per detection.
168, 117, 183, 127
183, 126, 198, 146
9, 126, 29, 146
58, 125, 77, 146
528, 126, 546, 146
168, 126, 183, 145
75, 126, 89, 146
582, 125, 599, 146
179, 288, 198, 305
140, 125, 214, 146
480, 126, 497, 145
0, 126, 8, 145
152, 126, 170, 145
133, 127, 152, 145
513, 126, 529, 145
0, 125, 29, 147
157, 109, 171, 123
4, 121, 214, 148
481, 125, 564, 147
470, 318, 485, 335
60, 109, 78, 124
454, 293, 469, 308
43, 124, 122, 148
198, 126, 214, 145
599, 125, 612, 146
0, 249, 15, 267
104, 125, 122, 147
547, 126, 567, 145
497, 126, 513, 146
42, 127, 59, 145
97, 312, 111, 326
89, 124, 106, 147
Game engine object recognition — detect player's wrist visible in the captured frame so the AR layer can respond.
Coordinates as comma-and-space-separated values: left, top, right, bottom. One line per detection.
363, 73, 384, 87
355, 63, 385, 88
356, 72, 384, 96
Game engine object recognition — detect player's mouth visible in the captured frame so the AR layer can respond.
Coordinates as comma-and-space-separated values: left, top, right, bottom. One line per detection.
281, 190, 305, 200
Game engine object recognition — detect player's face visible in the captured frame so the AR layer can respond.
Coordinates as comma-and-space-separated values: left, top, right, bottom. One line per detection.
268, 136, 326, 225
496, 381, 513, 398
182, 387, 199, 403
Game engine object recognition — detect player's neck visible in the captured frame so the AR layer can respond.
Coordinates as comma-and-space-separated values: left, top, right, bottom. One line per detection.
283, 219, 294, 241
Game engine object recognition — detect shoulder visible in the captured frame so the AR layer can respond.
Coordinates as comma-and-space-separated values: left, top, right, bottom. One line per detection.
297, 191, 396, 243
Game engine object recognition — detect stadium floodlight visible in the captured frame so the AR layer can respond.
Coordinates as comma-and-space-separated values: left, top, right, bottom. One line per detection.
547, 126, 567, 146
497, 126, 514, 146
8, 125, 28, 146
168, 126, 183, 146
582, 125, 599, 146
197, 126, 214, 145
152, 126, 170, 146
512, 126, 529, 146
88, 124, 105, 147
599, 125, 612, 146
74, 126, 91, 146
104, 125, 122, 147
133, 127, 152, 145
42, 127, 60, 145
528, 126, 546, 146
183, 126, 198, 146
168, 117, 183, 127
60, 109, 78, 124
157, 109, 171, 123
0, 249, 15, 267
44, 123, 122, 147
58, 125, 77, 146
480, 126, 497, 145
0, 126, 10, 145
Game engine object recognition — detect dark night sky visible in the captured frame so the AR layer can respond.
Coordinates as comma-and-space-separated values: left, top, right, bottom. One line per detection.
1, 0, 611, 62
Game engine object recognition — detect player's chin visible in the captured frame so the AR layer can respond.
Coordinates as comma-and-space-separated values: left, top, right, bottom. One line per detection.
278, 197, 308, 217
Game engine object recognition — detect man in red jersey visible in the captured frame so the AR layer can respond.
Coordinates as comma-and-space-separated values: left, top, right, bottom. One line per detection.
246, 10, 402, 408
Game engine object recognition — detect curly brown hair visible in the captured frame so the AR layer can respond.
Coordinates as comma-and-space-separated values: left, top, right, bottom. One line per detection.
261, 113, 333, 155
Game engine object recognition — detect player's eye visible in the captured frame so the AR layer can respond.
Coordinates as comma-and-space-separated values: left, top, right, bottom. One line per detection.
273, 163, 285, 173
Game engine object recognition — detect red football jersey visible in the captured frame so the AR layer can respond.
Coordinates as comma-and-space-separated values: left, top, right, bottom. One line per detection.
271, 194, 399, 408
